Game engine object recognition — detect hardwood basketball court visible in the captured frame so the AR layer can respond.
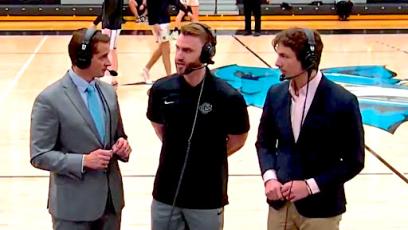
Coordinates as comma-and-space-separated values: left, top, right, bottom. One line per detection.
0, 18, 408, 229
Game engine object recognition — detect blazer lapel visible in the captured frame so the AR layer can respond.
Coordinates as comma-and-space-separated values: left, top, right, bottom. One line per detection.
62, 74, 102, 145
276, 88, 296, 144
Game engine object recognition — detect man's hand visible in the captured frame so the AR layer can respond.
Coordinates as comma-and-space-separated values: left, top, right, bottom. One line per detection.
265, 179, 284, 201
84, 149, 113, 170
112, 137, 131, 159
281, 180, 310, 202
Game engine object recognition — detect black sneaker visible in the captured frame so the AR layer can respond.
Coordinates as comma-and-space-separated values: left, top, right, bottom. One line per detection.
243, 31, 252, 36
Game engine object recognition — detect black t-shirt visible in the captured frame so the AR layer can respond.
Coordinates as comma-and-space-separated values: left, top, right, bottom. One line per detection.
146, 0, 170, 25
147, 70, 250, 209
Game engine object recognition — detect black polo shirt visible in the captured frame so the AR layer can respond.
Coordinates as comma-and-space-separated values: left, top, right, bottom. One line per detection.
146, 0, 170, 25
147, 70, 250, 209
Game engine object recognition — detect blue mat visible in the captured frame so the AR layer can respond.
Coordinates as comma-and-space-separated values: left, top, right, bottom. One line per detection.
213, 64, 408, 134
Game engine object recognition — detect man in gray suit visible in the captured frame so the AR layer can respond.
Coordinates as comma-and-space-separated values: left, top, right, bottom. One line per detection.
30, 28, 131, 230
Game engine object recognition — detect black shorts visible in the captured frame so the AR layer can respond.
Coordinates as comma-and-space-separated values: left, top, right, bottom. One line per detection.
147, 0, 170, 25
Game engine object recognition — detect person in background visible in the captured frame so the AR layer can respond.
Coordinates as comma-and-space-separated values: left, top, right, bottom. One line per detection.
129, 0, 148, 23
336, 0, 353, 21
140, 0, 172, 84
243, 0, 263, 36
170, 0, 200, 40
92, 0, 124, 88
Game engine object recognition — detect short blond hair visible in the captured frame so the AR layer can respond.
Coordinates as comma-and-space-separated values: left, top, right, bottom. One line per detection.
180, 22, 216, 46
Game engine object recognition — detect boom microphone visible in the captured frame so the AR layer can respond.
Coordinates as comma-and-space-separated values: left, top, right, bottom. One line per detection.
182, 64, 206, 75
279, 70, 305, 81
108, 69, 118, 76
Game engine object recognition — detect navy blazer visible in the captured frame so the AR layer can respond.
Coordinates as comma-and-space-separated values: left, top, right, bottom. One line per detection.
256, 75, 365, 218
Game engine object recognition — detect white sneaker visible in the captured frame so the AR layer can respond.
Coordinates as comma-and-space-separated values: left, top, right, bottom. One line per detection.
141, 67, 152, 84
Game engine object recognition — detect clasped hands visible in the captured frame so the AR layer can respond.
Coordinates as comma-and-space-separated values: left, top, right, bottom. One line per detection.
84, 137, 131, 170
265, 179, 311, 202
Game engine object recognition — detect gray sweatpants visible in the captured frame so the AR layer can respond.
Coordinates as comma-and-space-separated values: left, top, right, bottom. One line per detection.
151, 199, 224, 230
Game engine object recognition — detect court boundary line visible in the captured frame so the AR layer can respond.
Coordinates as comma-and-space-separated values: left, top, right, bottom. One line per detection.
0, 35, 48, 107
375, 40, 408, 55
365, 145, 408, 183
232, 35, 271, 68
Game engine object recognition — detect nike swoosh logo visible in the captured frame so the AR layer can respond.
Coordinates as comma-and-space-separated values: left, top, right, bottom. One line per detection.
164, 100, 175, 105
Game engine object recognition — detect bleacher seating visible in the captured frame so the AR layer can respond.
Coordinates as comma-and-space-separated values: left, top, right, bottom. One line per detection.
0, 0, 408, 16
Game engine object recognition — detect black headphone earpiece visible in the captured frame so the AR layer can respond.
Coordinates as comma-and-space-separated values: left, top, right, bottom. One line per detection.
301, 28, 317, 71
192, 23, 217, 64
76, 28, 98, 69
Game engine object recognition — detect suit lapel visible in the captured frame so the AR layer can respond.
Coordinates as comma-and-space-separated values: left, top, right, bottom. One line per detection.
62, 74, 102, 145
276, 88, 296, 144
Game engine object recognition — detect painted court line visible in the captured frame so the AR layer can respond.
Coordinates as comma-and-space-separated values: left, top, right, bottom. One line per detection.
0, 35, 48, 106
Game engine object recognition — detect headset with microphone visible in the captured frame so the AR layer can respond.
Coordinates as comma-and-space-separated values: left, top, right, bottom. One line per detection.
76, 28, 98, 69
279, 28, 317, 81
182, 64, 207, 75
181, 23, 217, 75
195, 22, 217, 65
279, 70, 305, 81
76, 28, 118, 77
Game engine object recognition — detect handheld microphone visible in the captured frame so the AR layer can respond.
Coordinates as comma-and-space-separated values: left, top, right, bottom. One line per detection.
108, 69, 118, 76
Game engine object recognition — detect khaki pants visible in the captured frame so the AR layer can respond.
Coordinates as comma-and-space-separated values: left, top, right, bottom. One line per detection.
267, 202, 341, 230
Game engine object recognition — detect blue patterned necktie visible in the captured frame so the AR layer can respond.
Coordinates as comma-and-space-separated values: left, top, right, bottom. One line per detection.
86, 85, 105, 143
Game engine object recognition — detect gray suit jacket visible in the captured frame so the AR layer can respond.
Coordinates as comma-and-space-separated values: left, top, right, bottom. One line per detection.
30, 72, 128, 221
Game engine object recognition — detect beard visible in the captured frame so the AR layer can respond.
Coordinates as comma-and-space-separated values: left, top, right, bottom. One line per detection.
176, 61, 202, 75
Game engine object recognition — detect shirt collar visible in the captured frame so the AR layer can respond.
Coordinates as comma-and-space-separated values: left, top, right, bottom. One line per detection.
68, 68, 96, 93
289, 70, 322, 99
180, 67, 212, 89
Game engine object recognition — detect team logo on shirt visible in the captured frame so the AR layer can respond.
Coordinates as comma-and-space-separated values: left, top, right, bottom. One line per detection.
199, 102, 212, 114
